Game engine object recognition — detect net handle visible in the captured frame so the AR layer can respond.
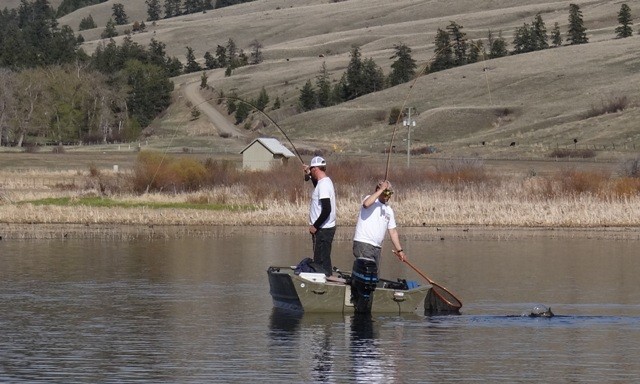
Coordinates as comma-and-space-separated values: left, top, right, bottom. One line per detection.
402, 257, 462, 310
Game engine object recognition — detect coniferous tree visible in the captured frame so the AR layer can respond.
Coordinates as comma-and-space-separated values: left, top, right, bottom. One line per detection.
315, 62, 332, 108
203, 51, 216, 69
79, 14, 96, 30
272, 96, 281, 110
532, 13, 549, 50
184, 46, 201, 73
255, 87, 269, 111
298, 80, 317, 111
249, 39, 263, 64
183, 0, 201, 14
344, 46, 365, 100
112, 3, 128, 25
615, 4, 633, 38
430, 28, 453, 72
101, 18, 118, 38
361, 58, 384, 94
567, 3, 588, 44
512, 23, 535, 54
551, 22, 563, 46
164, 0, 181, 18
388, 43, 416, 87
447, 21, 467, 66
200, 71, 208, 89
234, 101, 250, 124
215, 45, 227, 67
146, 0, 162, 21
467, 40, 484, 63
488, 30, 508, 59
226, 38, 238, 66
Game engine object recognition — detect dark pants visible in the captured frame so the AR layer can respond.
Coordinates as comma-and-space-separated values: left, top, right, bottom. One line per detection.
312, 227, 336, 276
352, 240, 381, 266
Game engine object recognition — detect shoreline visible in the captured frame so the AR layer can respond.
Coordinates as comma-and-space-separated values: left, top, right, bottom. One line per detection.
2, 222, 639, 241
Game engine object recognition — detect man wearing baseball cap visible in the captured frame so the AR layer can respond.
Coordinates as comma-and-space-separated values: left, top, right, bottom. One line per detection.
353, 180, 406, 269
304, 156, 337, 276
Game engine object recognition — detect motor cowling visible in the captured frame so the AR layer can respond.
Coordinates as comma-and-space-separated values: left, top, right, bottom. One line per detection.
350, 258, 379, 313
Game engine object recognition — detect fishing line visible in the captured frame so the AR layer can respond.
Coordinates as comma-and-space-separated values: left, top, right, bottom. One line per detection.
384, 40, 494, 180
144, 87, 305, 193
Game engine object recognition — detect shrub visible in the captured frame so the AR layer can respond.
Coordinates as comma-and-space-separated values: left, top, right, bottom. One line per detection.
557, 168, 610, 196
619, 157, 640, 178
585, 95, 629, 118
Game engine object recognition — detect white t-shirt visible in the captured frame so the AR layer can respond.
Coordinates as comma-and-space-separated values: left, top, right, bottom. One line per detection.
353, 195, 396, 247
309, 177, 336, 228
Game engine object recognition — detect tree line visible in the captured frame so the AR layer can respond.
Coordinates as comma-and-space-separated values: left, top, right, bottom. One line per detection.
295, 3, 634, 115
0, 1, 183, 147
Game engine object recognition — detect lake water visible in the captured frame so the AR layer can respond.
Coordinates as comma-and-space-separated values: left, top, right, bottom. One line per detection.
1, 227, 640, 383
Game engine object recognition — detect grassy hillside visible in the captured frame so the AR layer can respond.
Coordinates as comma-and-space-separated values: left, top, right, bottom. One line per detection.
57, 0, 640, 161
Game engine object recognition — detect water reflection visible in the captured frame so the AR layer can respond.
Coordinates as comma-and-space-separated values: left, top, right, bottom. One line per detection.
2, 228, 640, 382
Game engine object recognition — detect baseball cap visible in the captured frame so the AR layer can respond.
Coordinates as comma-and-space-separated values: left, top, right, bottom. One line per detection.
309, 156, 326, 167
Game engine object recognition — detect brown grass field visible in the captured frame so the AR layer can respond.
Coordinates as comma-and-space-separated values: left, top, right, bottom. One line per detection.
2, 0, 640, 237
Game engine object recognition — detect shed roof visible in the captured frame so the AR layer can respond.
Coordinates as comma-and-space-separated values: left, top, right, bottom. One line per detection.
240, 138, 295, 157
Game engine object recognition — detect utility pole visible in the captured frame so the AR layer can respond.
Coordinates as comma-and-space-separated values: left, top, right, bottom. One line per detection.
403, 107, 416, 167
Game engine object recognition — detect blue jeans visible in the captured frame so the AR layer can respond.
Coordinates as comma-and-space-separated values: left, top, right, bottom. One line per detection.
312, 227, 336, 276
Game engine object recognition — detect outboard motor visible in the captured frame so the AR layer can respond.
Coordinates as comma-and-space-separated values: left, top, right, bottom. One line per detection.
350, 257, 379, 313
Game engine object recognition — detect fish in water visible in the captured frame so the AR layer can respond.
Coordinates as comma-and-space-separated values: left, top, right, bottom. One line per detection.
525, 304, 554, 318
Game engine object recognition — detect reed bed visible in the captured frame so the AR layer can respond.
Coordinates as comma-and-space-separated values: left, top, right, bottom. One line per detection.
1, 154, 640, 228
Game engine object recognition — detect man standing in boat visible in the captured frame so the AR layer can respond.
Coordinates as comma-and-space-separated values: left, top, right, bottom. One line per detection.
304, 156, 337, 276
353, 180, 406, 268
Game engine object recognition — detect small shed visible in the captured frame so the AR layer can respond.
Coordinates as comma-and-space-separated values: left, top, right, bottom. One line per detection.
240, 137, 296, 170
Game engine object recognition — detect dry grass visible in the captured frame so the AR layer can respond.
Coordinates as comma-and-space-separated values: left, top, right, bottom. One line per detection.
2, 157, 640, 228
34, 0, 640, 160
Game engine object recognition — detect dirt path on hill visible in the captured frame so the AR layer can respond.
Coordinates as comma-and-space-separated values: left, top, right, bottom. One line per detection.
181, 80, 247, 139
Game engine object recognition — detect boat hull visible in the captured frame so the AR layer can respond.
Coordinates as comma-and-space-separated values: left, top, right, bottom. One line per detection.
267, 266, 431, 314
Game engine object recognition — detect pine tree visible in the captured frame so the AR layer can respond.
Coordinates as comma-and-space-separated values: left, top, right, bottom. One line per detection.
249, 39, 263, 64
112, 3, 128, 25
298, 80, 317, 111
184, 46, 201, 73
215, 45, 227, 67
255, 87, 269, 111
447, 22, 467, 66
512, 23, 536, 54
164, 0, 181, 18
615, 4, 633, 38
551, 22, 563, 47
430, 28, 453, 72
388, 43, 416, 86
79, 14, 96, 30
146, 0, 162, 21
344, 46, 364, 100
101, 18, 118, 39
204, 51, 217, 69
532, 13, 549, 50
234, 101, 250, 124
315, 62, 332, 108
488, 30, 508, 59
200, 71, 208, 89
467, 40, 484, 63
361, 58, 384, 94
567, 3, 588, 44
272, 96, 281, 110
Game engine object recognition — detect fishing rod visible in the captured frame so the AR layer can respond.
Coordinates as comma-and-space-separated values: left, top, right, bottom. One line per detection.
384, 40, 492, 180
219, 95, 305, 165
